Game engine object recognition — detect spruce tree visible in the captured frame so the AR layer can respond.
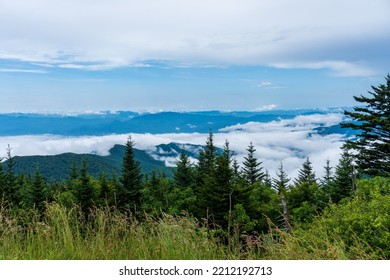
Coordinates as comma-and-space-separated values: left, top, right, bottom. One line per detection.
118, 136, 143, 211
242, 142, 264, 185
211, 140, 234, 228
173, 146, 195, 190
195, 131, 217, 218
3, 145, 19, 205
342, 74, 390, 176
273, 162, 290, 195
31, 165, 47, 212
77, 160, 94, 215
330, 149, 356, 203
0, 159, 5, 200
99, 173, 112, 206
171, 147, 196, 214
321, 159, 333, 198
294, 157, 317, 186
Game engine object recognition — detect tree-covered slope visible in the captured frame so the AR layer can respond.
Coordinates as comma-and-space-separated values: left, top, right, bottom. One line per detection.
11, 144, 171, 181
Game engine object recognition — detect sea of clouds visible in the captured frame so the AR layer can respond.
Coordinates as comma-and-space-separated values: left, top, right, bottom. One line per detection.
0, 113, 346, 180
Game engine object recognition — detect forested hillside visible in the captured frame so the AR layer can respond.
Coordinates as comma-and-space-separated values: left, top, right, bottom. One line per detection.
0, 76, 389, 260
9, 144, 170, 181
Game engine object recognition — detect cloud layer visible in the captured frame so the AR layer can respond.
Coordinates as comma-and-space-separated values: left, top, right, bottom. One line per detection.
0, 114, 346, 179
1, 0, 389, 75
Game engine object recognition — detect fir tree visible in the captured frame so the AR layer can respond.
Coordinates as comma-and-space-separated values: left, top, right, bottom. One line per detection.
117, 136, 143, 211
321, 159, 333, 193
211, 140, 233, 228
195, 131, 218, 218
342, 74, 390, 176
69, 161, 79, 181
173, 146, 195, 190
242, 142, 264, 185
197, 131, 217, 179
263, 169, 273, 188
294, 157, 317, 186
76, 160, 94, 215
3, 145, 19, 205
0, 159, 5, 200
273, 162, 290, 195
330, 149, 356, 203
99, 173, 112, 206
31, 165, 47, 212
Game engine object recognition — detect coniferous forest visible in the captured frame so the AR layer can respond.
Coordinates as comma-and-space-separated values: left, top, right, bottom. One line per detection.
0, 76, 389, 260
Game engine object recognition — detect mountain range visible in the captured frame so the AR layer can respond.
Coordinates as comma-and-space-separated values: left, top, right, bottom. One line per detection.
2, 108, 356, 180
0, 108, 349, 136
10, 142, 218, 181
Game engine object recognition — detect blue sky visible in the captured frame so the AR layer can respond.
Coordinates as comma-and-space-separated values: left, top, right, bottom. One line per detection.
0, 0, 389, 112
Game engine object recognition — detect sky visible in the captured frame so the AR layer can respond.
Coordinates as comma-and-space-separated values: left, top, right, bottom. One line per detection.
0, 0, 389, 112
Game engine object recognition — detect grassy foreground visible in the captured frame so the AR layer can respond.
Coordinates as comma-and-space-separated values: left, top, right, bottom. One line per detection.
0, 200, 387, 260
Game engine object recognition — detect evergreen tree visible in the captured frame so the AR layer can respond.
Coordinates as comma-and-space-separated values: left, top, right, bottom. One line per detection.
294, 157, 317, 186
321, 159, 333, 195
173, 146, 195, 190
211, 140, 234, 228
263, 169, 273, 188
273, 162, 290, 195
242, 142, 264, 185
342, 74, 390, 176
31, 165, 47, 212
2, 145, 19, 205
195, 131, 218, 218
69, 161, 79, 181
76, 160, 94, 215
0, 159, 5, 200
197, 131, 217, 179
171, 146, 196, 214
330, 149, 356, 203
117, 136, 143, 211
99, 173, 113, 206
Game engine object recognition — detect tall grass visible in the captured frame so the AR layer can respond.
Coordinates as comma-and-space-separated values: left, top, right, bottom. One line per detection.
0, 203, 385, 260
0, 203, 237, 259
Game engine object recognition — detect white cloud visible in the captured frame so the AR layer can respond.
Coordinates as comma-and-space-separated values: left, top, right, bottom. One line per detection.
253, 104, 278, 111
270, 60, 376, 77
257, 82, 285, 89
0, 68, 47, 74
0, 113, 346, 179
0, 0, 388, 75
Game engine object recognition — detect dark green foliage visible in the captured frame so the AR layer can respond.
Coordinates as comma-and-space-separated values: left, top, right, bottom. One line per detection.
321, 159, 333, 189
329, 149, 356, 204
342, 74, 390, 176
99, 173, 115, 206
9, 144, 171, 182
0, 159, 6, 199
242, 142, 264, 185
210, 140, 234, 228
69, 161, 78, 181
31, 166, 47, 211
117, 136, 143, 211
141, 171, 172, 214
273, 162, 290, 195
294, 157, 317, 186
171, 147, 196, 214
76, 160, 95, 215
195, 131, 218, 218
173, 147, 195, 190
1, 146, 20, 205
248, 181, 280, 232
287, 182, 325, 224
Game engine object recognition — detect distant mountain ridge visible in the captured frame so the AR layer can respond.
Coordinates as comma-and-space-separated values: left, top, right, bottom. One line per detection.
10, 142, 210, 181
0, 108, 348, 136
